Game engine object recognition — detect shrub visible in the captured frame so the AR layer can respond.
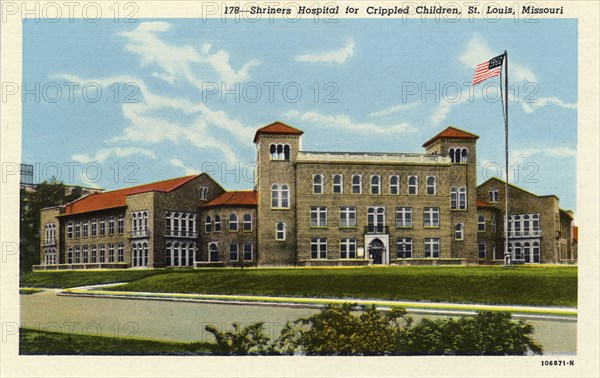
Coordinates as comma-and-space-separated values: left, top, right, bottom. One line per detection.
204, 322, 278, 355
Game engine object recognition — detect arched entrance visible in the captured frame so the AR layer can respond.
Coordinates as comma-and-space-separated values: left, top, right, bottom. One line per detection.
368, 239, 385, 265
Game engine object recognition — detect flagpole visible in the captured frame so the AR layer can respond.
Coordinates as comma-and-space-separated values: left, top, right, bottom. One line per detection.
503, 50, 511, 267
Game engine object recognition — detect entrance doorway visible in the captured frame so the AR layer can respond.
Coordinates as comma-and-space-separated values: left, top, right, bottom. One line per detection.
369, 239, 385, 265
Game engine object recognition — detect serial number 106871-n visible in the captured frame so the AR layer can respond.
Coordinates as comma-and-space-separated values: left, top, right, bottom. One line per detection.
541, 360, 575, 367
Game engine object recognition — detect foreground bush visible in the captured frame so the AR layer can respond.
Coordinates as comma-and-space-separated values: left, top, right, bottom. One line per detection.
204, 304, 543, 356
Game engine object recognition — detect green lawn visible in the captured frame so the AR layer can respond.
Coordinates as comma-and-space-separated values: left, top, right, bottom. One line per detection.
19, 328, 210, 355
22, 266, 577, 307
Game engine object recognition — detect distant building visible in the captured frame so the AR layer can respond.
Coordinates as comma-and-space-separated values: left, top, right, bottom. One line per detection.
35, 122, 576, 270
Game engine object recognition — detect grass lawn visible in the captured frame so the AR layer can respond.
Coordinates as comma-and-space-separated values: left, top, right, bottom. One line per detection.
19, 328, 211, 355
22, 266, 577, 307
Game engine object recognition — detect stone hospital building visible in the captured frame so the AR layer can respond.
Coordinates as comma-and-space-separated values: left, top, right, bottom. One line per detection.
36, 122, 576, 270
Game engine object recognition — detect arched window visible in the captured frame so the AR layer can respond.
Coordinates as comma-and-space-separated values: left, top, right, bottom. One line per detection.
523, 215, 530, 237
181, 243, 188, 266
270, 144, 277, 159
532, 214, 540, 234
533, 241, 540, 263
426, 176, 436, 195
478, 215, 486, 232
461, 148, 468, 163
514, 242, 523, 260
352, 175, 362, 194
229, 213, 238, 231
212, 214, 221, 232
389, 175, 399, 195
284, 144, 290, 160
333, 174, 343, 194
166, 242, 173, 266
455, 223, 464, 240
281, 184, 289, 208
523, 242, 531, 263
513, 215, 522, 237
408, 176, 418, 195
277, 144, 283, 160
458, 187, 467, 209
371, 175, 381, 195
205, 216, 212, 233
454, 148, 461, 163
271, 184, 279, 207
313, 174, 323, 194
243, 214, 252, 231
276, 222, 286, 241
173, 243, 180, 266
142, 242, 148, 267
209, 243, 219, 262
449, 148, 455, 163
450, 187, 458, 209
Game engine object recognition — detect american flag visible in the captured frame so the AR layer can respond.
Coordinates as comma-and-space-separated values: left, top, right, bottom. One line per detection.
472, 53, 505, 85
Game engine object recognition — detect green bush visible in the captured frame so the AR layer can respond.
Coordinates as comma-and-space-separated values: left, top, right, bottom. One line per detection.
204, 322, 278, 355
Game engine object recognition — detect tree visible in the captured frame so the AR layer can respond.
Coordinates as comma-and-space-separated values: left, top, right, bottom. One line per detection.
204, 322, 278, 355
20, 178, 84, 271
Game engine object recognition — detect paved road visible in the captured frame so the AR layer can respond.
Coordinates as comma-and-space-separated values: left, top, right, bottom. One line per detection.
21, 290, 576, 354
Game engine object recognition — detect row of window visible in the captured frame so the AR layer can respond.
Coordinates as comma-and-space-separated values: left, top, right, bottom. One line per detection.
270, 144, 291, 160
44, 223, 57, 245
44, 248, 57, 265
65, 243, 125, 264
308, 237, 442, 259
306, 206, 441, 228
205, 213, 253, 233
312, 174, 437, 196
165, 211, 197, 238
508, 214, 541, 237
67, 216, 125, 239
131, 242, 149, 267
166, 242, 196, 267
207, 242, 254, 262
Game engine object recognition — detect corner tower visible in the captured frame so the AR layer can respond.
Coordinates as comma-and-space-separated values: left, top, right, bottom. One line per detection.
254, 122, 303, 265
423, 126, 479, 263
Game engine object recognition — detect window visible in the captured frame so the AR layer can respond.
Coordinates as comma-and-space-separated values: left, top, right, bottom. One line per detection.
426, 176, 436, 195
99, 244, 105, 263
450, 187, 458, 210
229, 243, 239, 261
367, 207, 386, 232
130, 211, 150, 237
340, 238, 356, 259
75, 221, 81, 238
458, 187, 467, 210
370, 175, 381, 195
108, 216, 115, 235
211, 215, 220, 232
118, 215, 124, 234
352, 175, 362, 194
489, 189, 499, 203
424, 208, 440, 228
271, 184, 290, 208
229, 213, 238, 231
67, 222, 73, 239
67, 247, 73, 264
310, 207, 327, 227
243, 243, 253, 261
408, 176, 418, 195
389, 175, 400, 195
455, 223, 464, 240
82, 220, 89, 238
200, 187, 208, 200
243, 214, 252, 231
339, 206, 356, 227
311, 238, 327, 259
74, 246, 81, 263
82, 245, 89, 263
276, 222, 286, 240
532, 214, 540, 232
449, 147, 468, 163
205, 216, 212, 233
396, 207, 412, 228
91, 219, 97, 237
333, 174, 343, 194
424, 238, 440, 258
478, 215, 486, 232
90, 245, 97, 263
270, 144, 291, 160
313, 174, 324, 194
99, 217, 106, 236
533, 241, 540, 263
118, 243, 124, 262
397, 238, 413, 259
478, 243, 486, 259
108, 243, 115, 263
209, 243, 219, 262
44, 224, 56, 245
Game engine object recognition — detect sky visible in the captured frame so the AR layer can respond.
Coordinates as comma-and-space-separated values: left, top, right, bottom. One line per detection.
22, 18, 577, 211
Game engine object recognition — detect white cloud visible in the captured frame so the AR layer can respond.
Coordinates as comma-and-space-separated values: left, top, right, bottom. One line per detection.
120, 21, 259, 85
169, 159, 200, 175
510, 147, 576, 162
295, 39, 355, 64
459, 36, 537, 82
521, 97, 577, 114
72, 147, 157, 164
285, 110, 414, 134
369, 101, 422, 117
430, 94, 472, 127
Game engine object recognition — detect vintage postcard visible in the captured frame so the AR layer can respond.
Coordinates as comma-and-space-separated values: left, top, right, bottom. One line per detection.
1, 1, 598, 377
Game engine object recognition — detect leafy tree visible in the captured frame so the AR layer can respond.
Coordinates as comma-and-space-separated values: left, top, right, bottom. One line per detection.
204, 322, 278, 355
20, 178, 84, 271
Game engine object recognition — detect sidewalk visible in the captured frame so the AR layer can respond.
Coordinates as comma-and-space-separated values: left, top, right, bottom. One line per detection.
54, 284, 577, 322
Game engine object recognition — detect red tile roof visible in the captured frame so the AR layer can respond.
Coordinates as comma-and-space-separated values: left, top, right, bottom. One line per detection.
63, 175, 199, 215
476, 199, 496, 208
253, 121, 304, 143
422, 126, 479, 148
202, 191, 258, 207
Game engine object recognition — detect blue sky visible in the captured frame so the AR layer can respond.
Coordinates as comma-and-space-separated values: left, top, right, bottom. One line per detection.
22, 18, 577, 211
